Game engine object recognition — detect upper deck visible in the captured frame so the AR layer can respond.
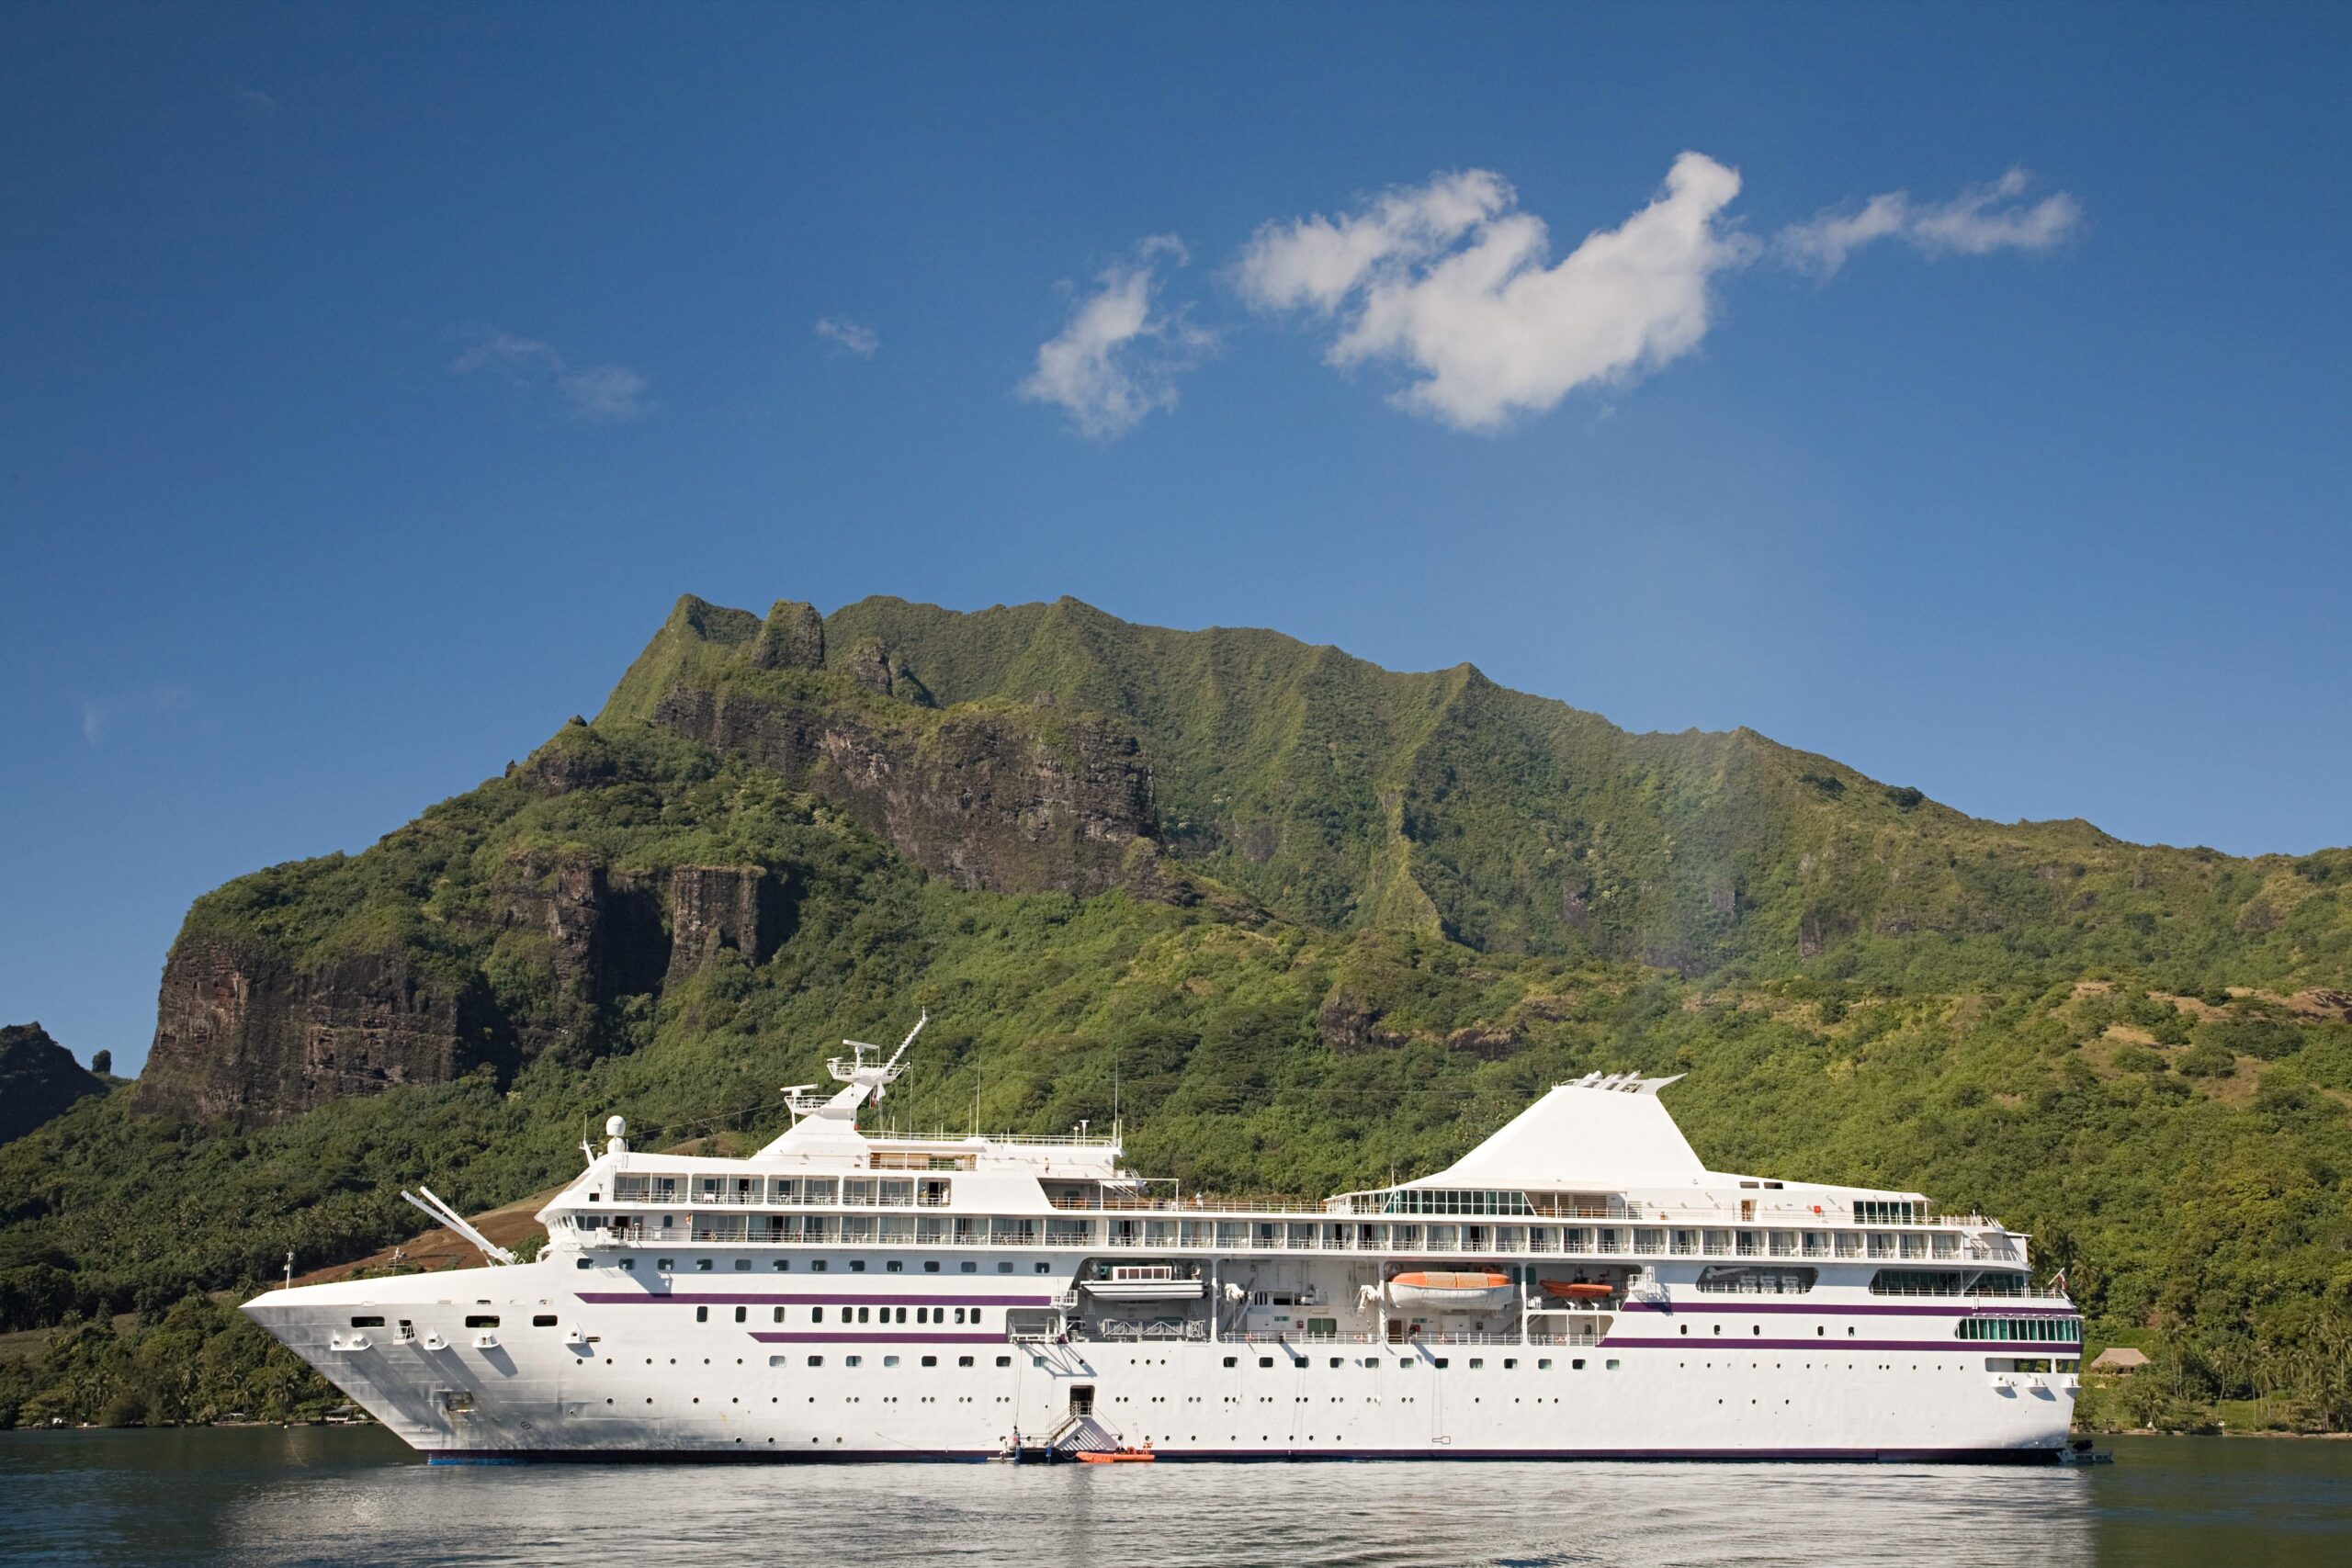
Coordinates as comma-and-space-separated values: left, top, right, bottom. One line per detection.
537, 1034, 2041, 1284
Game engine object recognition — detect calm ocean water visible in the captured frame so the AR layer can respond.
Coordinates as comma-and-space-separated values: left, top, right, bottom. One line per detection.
1, 1428, 2346, 1567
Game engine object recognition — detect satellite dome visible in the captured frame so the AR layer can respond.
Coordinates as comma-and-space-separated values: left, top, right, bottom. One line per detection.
605, 1114, 627, 1137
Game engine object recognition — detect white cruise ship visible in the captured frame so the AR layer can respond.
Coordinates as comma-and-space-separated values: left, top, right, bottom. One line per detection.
245, 1017, 2082, 1463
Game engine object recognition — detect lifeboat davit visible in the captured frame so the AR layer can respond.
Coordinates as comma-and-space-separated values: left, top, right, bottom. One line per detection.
1540, 1280, 1618, 1302
1385, 1270, 1514, 1311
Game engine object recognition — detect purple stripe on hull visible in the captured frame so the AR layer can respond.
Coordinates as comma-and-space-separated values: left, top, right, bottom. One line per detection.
574, 1292, 1051, 1307
1620, 1301, 2077, 1318
426, 1446, 2065, 1466
1604, 1337, 2077, 1352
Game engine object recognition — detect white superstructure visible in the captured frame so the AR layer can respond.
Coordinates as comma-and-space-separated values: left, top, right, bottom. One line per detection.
246, 1016, 2081, 1462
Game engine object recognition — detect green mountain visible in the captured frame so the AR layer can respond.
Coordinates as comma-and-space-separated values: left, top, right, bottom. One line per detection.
5, 592, 2351, 1432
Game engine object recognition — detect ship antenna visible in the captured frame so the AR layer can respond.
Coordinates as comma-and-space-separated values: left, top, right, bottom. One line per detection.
885, 1009, 929, 1075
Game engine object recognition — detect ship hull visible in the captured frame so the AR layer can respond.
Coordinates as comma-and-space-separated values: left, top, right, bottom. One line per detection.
247, 1262, 2076, 1465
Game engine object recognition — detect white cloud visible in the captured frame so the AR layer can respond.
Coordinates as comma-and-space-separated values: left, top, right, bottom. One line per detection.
451, 329, 650, 422
555, 364, 649, 421
1237, 154, 1753, 432
1777, 169, 2082, 276
815, 317, 880, 357
1234, 170, 1510, 313
1018, 237, 1213, 439
79, 688, 189, 748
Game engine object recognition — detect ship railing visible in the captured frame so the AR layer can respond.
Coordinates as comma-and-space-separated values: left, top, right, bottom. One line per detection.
1862, 1282, 2072, 1302
1232, 1331, 1380, 1345
1048, 1195, 1335, 1215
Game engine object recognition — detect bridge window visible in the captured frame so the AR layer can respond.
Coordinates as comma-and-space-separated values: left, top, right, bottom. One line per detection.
349, 1316, 384, 1328
1871, 1269, 1963, 1296
1696, 1267, 1816, 1294
465, 1315, 499, 1329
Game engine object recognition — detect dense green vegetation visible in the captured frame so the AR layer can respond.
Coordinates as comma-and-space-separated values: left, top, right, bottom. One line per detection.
4, 594, 2348, 1431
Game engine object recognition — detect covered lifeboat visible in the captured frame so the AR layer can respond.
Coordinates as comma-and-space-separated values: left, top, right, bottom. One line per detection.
1384, 1269, 1514, 1311
1539, 1280, 1619, 1302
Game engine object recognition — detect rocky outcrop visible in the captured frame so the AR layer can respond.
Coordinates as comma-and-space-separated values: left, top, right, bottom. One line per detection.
752, 599, 825, 671
1316, 990, 1410, 1055
652, 683, 1167, 899
137, 938, 509, 1127
661, 864, 794, 984
0, 1023, 106, 1144
139, 857, 796, 1129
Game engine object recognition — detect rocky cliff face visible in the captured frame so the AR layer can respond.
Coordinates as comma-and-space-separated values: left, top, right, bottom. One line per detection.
138, 855, 800, 1130
137, 937, 508, 1126
650, 682, 1169, 900
0, 1023, 106, 1145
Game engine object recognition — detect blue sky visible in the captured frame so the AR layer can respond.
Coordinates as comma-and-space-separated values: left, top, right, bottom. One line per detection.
5, 2, 2348, 1072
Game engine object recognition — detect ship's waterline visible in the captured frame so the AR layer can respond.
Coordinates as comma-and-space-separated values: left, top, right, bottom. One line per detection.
244, 1014, 2079, 1461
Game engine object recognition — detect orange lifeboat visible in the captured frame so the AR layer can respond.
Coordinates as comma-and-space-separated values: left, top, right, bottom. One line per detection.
1540, 1280, 1617, 1301
1078, 1447, 1157, 1463
1385, 1270, 1514, 1310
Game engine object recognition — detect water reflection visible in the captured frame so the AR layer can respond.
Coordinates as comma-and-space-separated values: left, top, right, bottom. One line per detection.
0, 1428, 2128, 1568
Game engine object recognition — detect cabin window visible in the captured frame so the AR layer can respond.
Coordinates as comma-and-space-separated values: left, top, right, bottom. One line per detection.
619, 1258, 636, 1272
811, 1259, 828, 1272
888, 1260, 903, 1273
773, 1307, 786, 1324
1468, 1359, 1484, 1369
734, 1306, 747, 1324
998, 1261, 1013, 1273
1330, 1358, 1344, 1369
1871, 1269, 1962, 1296
846, 1356, 862, 1368
1602, 1359, 1615, 1370
995, 1356, 1012, 1368
961, 1261, 978, 1274
532, 1315, 557, 1328
883, 1356, 899, 1368
894, 1307, 908, 1324
922, 1356, 937, 1367
1223, 1357, 1238, 1368
855, 1307, 869, 1324
1432, 1358, 1449, 1369
349, 1316, 385, 1328
1260, 1358, 1274, 1369
972, 1310, 987, 1327
696, 1259, 713, 1272
695, 1307, 708, 1323
812, 1307, 824, 1323
850, 1260, 865, 1272
1503, 1359, 1517, 1370
465, 1315, 500, 1329
575, 1259, 592, 1270
808, 1356, 822, 1367
925, 1261, 940, 1273
734, 1259, 751, 1272
953, 1308, 966, 1325
958, 1356, 974, 1368
773, 1259, 790, 1271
